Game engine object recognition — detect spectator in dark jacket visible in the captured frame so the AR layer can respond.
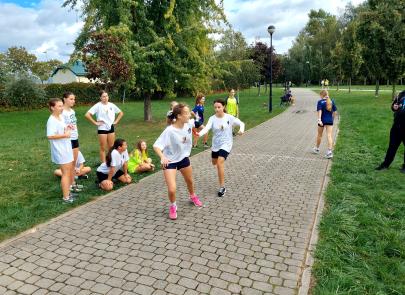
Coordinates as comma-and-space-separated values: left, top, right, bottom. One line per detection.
376, 90, 405, 173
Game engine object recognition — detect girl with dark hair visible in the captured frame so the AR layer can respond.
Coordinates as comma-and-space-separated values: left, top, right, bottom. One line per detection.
128, 140, 155, 173
197, 99, 245, 197
154, 103, 203, 220
62, 92, 82, 192
191, 94, 209, 148
85, 90, 124, 163
96, 138, 132, 191
312, 90, 337, 159
46, 98, 75, 203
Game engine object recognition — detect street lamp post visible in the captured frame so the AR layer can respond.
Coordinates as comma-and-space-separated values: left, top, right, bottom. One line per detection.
306, 61, 310, 87
267, 25, 275, 112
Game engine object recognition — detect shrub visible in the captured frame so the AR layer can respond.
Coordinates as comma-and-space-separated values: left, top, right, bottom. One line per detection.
44, 82, 105, 104
2, 77, 47, 109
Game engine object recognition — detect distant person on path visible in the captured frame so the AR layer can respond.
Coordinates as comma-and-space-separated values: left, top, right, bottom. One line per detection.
375, 90, 405, 173
46, 98, 75, 203
128, 140, 155, 173
85, 90, 124, 163
54, 151, 91, 179
62, 92, 82, 192
197, 99, 245, 197
325, 79, 330, 90
312, 90, 337, 159
96, 138, 132, 191
321, 79, 325, 89
192, 94, 209, 148
154, 103, 203, 220
225, 89, 239, 118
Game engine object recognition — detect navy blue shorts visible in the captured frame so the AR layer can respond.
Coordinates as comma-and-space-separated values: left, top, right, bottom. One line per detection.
96, 169, 124, 182
98, 124, 115, 134
211, 149, 229, 160
71, 139, 79, 149
318, 122, 333, 127
194, 121, 203, 128
166, 157, 191, 170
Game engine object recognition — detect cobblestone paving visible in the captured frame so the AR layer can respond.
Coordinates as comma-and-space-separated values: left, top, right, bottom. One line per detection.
0, 89, 336, 294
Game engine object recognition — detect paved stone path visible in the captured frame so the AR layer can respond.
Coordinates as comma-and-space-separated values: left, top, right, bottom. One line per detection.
0, 88, 337, 295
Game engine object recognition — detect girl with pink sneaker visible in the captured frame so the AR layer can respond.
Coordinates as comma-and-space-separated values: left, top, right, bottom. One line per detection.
153, 103, 203, 220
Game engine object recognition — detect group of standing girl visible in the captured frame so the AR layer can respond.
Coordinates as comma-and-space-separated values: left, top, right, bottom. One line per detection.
47, 90, 152, 203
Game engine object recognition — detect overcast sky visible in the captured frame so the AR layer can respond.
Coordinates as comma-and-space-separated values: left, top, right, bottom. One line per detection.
0, 0, 365, 62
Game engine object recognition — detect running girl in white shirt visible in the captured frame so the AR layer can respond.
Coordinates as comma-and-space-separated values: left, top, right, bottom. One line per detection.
85, 90, 124, 163
153, 103, 203, 220
197, 99, 245, 197
96, 138, 132, 191
46, 98, 75, 203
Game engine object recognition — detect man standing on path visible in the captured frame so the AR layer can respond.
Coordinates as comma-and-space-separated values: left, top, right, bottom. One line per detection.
376, 90, 405, 173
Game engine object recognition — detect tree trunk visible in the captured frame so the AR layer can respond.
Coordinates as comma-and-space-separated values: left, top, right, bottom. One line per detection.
364, 77, 367, 85
392, 82, 396, 99
375, 79, 380, 97
264, 81, 267, 95
336, 80, 339, 91
348, 77, 352, 93
144, 91, 152, 121
257, 82, 261, 96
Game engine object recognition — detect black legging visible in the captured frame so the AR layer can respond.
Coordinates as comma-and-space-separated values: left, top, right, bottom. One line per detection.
382, 123, 405, 167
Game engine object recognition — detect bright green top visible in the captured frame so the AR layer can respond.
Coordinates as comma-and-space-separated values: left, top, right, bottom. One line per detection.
226, 97, 238, 117
128, 149, 148, 173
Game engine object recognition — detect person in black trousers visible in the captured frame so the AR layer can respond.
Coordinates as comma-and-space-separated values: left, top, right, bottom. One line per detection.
376, 90, 405, 173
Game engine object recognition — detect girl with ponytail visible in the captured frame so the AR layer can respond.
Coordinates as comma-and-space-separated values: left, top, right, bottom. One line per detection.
96, 138, 132, 191
312, 90, 337, 159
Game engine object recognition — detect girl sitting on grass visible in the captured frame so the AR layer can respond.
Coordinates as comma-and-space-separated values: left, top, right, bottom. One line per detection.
128, 140, 155, 173
96, 138, 132, 191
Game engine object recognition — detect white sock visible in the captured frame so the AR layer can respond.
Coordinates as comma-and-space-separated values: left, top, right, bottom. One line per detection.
170, 202, 177, 207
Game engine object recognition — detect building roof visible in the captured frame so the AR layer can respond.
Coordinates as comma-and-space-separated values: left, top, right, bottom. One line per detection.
51, 60, 87, 77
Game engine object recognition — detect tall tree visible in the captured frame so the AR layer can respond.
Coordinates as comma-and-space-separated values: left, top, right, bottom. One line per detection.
31, 59, 63, 84
64, 0, 226, 121
356, 0, 405, 97
4, 47, 37, 76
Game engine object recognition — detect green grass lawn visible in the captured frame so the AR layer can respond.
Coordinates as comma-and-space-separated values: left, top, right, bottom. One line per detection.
313, 90, 405, 294
0, 87, 285, 242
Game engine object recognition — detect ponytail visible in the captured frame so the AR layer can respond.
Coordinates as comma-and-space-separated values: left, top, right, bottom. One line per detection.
106, 138, 126, 167
326, 97, 332, 112
320, 90, 332, 111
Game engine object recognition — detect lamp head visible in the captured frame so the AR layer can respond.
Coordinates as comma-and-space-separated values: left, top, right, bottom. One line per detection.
267, 25, 275, 35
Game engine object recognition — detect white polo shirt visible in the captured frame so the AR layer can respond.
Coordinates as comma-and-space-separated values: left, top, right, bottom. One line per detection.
199, 114, 245, 152
153, 120, 194, 163
46, 115, 73, 165
88, 102, 121, 131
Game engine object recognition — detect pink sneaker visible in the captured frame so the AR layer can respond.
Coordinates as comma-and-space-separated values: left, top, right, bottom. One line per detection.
169, 205, 177, 220
189, 194, 203, 207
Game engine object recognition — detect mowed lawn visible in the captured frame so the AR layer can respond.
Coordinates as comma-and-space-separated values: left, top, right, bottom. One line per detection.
0, 88, 285, 241
312, 90, 405, 294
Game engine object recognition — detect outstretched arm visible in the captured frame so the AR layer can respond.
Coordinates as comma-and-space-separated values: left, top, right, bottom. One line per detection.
197, 117, 213, 137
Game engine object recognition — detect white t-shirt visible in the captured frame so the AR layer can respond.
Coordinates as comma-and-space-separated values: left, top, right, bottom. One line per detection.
46, 115, 74, 165
199, 114, 245, 152
97, 150, 129, 174
76, 151, 85, 169
62, 109, 78, 140
87, 102, 121, 131
153, 120, 194, 163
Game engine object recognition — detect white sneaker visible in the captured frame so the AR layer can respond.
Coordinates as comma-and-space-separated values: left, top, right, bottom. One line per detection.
312, 147, 320, 154
325, 151, 333, 159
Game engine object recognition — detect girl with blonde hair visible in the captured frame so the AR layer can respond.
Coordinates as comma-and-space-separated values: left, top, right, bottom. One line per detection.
312, 90, 337, 158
